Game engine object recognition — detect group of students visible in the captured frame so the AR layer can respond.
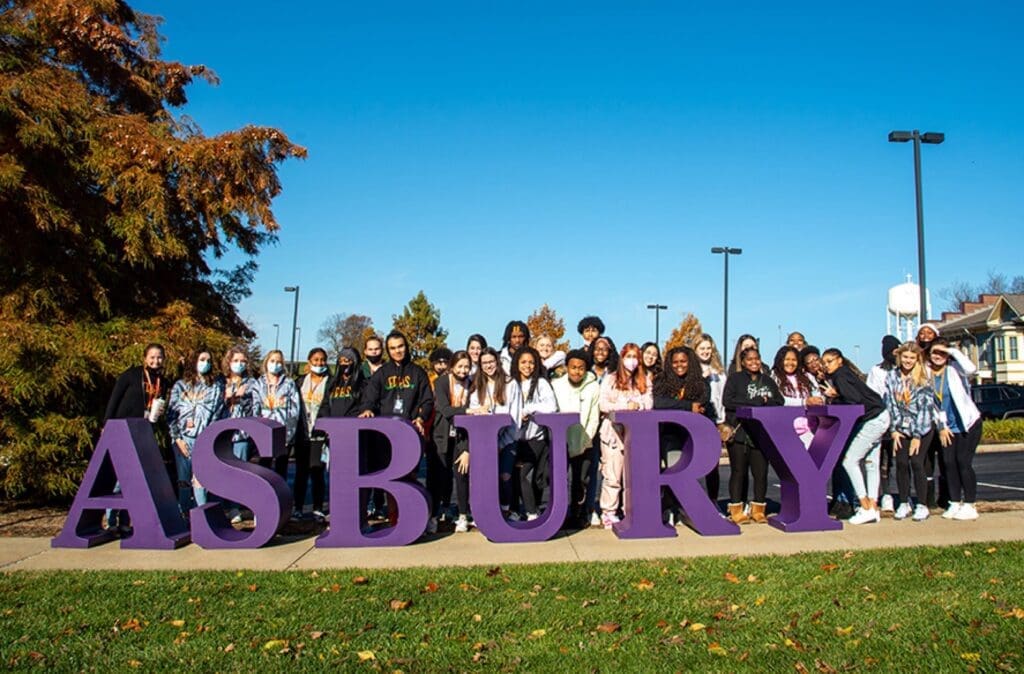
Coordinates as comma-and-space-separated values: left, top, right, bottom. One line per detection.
101, 315, 983, 536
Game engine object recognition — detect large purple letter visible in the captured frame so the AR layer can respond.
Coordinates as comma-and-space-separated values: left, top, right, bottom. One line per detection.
458, 413, 574, 543
614, 410, 740, 538
315, 417, 430, 547
52, 419, 189, 549
737, 405, 864, 532
190, 418, 292, 548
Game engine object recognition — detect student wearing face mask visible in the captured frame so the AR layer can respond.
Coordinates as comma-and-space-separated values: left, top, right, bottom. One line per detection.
103, 343, 169, 534
293, 347, 331, 521
598, 343, 653, 529
359, 335, 387, 518
432, 350, 474, 532
219, 345, 255, 524
251, 349, 301, 480
318, 347, 366, 524
361, 336, 386, 378
167, 349, 225, 516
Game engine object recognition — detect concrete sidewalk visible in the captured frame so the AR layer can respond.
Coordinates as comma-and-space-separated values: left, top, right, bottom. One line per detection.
3, 510, 1021, 572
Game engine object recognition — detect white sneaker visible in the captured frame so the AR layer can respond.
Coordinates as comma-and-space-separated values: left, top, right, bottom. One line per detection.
228, 509, 242, 525
894, 503, 912, 520
589, 512, 602, 527
426, 516, 438, 534
848, 508, 880, 525
880, 494, 895, 512
942, 502, 962, 519
526, 512, 539, 522
663, 509, 675, 526
953, 503, 979, 521
601, 512, 620, 529
454, 515, 469, 533
912, 504, 930, 521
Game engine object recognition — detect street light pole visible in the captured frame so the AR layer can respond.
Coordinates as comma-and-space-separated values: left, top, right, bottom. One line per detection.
273, 323, 280, 351
711, 247, 742, 355
888, 129, 944, 323
646, 304, 668, 346
284, 286, 299, 374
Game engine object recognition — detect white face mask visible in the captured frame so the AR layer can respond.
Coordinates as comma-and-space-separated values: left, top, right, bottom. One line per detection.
622, 357, 639, 372
268, 361, 284, 375
230, 362, 247, 375
196, 360, 211, 375
310, 365, 328, 375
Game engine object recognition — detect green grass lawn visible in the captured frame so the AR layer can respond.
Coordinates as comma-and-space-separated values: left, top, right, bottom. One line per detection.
3, 543, 1023, 672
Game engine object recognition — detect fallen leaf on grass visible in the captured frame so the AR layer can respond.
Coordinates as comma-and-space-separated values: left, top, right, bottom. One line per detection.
390, 599, 412, 611
724, 572, 740, 584
820, 564, 839, 573
596, 622, 620, 634
472, 614, 482, 622
352, 576, 369, 585
689, 623, 706, 632
169, 619, 185, 628
127, 660, 142, 668
356, 650, 375, 661
635, 578, 655, 591
961, 652, 981, 662
223, 643, 235, 653
707, 642, 728, 656
486, 567, 502, 577
530, 629, 547, 638
582, 599, 597, 608
423, 582, 440, 593
755, 596, 767, 606
310, 631, 325, 640
747, 574, 758, 582
131, 580, 146, 586
814, 658, 837, 674
121, 618, 142, 632
986, 547, 997, 554
263, 639, 288, 651
835, 626, 853, 636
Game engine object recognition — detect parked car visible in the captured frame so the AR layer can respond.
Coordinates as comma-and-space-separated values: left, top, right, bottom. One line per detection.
971, 384, 1024, 420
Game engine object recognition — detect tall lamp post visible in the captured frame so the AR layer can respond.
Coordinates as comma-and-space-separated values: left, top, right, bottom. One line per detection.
646, 304, 668, 346
284, 286, 299, 374
272, 323, 280, 351
888, 129, 944, 323
711, 247, 742, 355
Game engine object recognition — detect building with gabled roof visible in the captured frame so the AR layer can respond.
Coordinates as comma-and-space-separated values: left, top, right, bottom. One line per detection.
937, 293, 1024, 384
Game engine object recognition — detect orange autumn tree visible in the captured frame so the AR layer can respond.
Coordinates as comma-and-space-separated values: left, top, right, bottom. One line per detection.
0, 0, 305, 499
663, 313, 705, 354
526, 304, 570, 353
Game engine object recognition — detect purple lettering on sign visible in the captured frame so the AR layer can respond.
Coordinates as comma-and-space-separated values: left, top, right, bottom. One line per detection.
52, 419, 189, 549
315, 417, 431, 548
190, 418, 292, 549
458, 413, 575, 543
614, 410, 740, 538
737, 405, 864, 532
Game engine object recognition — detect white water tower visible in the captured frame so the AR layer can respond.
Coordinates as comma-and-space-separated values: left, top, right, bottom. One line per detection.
887, 275, 930, 342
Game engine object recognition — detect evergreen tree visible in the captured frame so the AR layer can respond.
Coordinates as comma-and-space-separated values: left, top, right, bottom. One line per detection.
391, 291, 448, 370
0, 1, 304, 499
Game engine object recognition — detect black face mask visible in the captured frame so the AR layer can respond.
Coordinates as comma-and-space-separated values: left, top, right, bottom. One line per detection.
339, 363, 353, 376
366, 353, 383, 365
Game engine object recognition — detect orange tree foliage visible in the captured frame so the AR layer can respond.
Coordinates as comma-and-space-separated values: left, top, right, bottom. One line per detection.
0, 1, 305, 499
527, 304, 570, 353
663, 313, 704, 354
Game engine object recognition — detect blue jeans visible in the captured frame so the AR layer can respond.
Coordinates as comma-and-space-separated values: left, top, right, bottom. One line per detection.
174, 437, 207, 515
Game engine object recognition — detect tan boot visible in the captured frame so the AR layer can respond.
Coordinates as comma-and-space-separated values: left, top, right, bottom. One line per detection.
750, 502, 768, 524
728, 502, 749, 525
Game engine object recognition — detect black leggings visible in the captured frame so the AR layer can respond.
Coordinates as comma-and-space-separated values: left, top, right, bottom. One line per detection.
727, 440, 767, 504
944, 420, 982, 503
517, 437, 550, 515
894, 431, 932, 504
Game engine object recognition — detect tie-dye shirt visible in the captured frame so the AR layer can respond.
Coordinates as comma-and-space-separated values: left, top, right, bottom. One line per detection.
168, 378, 224, 440
250, 375, 301, 445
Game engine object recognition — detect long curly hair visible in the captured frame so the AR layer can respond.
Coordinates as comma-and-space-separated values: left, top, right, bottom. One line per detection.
654, 346, 706, 401
771, 346, 811, 397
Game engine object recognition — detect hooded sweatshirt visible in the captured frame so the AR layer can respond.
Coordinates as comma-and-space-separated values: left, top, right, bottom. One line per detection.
867, 335, 901, 396
359, 350, 434, 424
551, 371, 600, 457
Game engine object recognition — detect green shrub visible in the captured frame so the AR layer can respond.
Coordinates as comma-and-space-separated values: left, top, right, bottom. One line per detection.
981, 418, 1024, 444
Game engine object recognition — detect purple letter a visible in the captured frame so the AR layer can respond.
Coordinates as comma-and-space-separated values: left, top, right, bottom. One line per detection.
738, 405, 864, 532
315, 417, 431, 547
52, 419, 189, 549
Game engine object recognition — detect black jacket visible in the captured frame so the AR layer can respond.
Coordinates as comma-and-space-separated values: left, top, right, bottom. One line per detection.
321, 367, 366, 420
654, 375, 713, 456
359, 359, 434, 423
722, 370, 784, 445
830, 366, 884, 421
104, 366, 168, 421
432, 373, 471, 455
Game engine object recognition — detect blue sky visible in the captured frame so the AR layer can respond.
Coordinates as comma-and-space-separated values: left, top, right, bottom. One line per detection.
137, 1, 1023, 365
